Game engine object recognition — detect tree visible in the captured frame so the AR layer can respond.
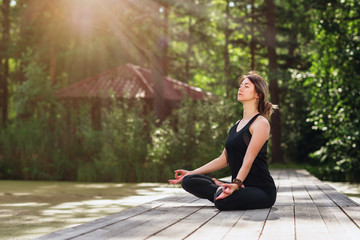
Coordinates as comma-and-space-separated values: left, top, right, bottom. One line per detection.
152, 1, 169, 121
0, 0, 10, 127
265, 0, 283, 162
224, 0, 231, 97
274, 0, 317, 164
302, 0, 360, 181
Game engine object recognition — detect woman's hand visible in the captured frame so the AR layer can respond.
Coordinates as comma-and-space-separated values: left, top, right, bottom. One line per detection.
168, 169, 190, 184
215, 183, 244, 200
212, 178, 224, 187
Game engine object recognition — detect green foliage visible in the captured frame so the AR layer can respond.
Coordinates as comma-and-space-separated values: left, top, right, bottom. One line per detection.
2, 0, 360, 183
148, 97, 237, 180
280, 70, 326, 164
0, 53, 78, 180
0, 93, 240, 182
0, 118, 71, 180
300, 0, 360, 182
78, 100, 151, 182
13, 49, 55, 117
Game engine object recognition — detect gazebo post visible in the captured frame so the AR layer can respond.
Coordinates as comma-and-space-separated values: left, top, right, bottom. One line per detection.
91, 98, 102, 130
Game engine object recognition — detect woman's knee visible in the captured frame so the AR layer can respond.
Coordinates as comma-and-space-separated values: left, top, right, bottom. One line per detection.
181, 175, 194, 190
214, 198, 231, 211
213, 190, 231, 211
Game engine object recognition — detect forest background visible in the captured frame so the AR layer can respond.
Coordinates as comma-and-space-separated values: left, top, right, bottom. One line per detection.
0, 0, 359, 183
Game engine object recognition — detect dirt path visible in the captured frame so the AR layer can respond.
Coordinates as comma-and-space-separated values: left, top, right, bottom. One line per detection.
0, 180, 182, 240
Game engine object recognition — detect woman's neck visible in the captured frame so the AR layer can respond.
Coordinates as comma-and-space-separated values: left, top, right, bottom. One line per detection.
242, 102, 258, 120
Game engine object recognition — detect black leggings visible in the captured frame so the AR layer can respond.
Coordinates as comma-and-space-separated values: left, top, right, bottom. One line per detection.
181, 174, 277, 210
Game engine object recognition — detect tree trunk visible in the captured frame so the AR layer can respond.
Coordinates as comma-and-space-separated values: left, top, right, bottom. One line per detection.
250, 0, 255, 70
162, 4, 168, 78
185, 13, 192, 83
286, 33, 297, 68
224, 0, 230, 97
265, 0, 283, 163
91, 99, 102, 130
152, 2, 169, 122
50, 36, 57, 85
0, 0, 10, 128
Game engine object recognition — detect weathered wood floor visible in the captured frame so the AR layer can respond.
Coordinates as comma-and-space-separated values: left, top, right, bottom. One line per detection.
36, 170, 360, 240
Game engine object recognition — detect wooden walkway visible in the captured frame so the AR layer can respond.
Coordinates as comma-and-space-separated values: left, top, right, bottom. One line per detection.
36, 170, 360, 240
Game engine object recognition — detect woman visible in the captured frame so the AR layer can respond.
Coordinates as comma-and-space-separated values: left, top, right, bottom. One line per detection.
169, 72, 277, 210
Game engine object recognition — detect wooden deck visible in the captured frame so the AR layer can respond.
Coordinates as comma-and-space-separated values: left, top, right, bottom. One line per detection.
36, 170, 360, 240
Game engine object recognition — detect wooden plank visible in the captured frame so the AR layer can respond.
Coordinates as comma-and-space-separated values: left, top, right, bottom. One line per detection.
294, 170, 356, 207
270, 169, 283, 183
295, 169, 321, 183
34, 196, 169, 240
117, 198, 211, 240
292, 169, 332, 207
342, 206, 360, 228
295, 204, 333, 240
317, 182, 359, 207
274, 170, 294, 207
304, 184, 336, 207
72, 196, 207, 240
291, 181, 313, 206
34, 169, 360, 240
184, 210, 245, 240
35, 194, 193, 240
222, 208, 270, 240
260, 205, 295, 240
293, 169, 360, 239
146, 204, 219, 240
318, 206, 360, 240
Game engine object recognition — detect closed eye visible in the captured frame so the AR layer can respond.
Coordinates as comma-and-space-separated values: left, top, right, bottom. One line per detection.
240, 83, 251, 88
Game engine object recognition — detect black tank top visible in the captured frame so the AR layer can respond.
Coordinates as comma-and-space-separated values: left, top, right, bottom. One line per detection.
225, 113, 275, 188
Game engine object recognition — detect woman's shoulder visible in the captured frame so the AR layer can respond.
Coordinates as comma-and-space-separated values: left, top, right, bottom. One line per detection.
254, 115, 270, 126
256, 114, 269, 123
251, 115, 270, 133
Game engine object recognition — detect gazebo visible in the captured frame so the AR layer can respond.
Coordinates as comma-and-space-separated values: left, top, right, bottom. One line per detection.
55, 63, 214, 129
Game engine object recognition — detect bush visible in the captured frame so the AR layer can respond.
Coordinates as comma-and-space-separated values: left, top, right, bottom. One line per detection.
1, 67, 244, 182
147, 97, 237, 181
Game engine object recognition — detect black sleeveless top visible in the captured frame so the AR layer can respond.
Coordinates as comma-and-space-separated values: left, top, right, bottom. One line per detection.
225, 114, 275, 188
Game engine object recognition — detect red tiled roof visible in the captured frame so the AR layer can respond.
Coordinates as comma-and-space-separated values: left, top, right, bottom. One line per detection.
55, 63, 214, 100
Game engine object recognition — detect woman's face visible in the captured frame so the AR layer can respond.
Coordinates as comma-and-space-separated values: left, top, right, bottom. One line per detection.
237, 78, 258, 102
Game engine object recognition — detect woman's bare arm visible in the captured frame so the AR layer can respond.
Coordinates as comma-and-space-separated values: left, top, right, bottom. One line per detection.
169, 148, 228, 184
191, 148, 228, 175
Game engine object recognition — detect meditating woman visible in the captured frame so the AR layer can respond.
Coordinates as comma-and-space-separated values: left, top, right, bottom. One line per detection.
169, 72, 277, 210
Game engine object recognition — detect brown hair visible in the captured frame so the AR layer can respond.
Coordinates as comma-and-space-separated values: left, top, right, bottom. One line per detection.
238, 71, 278, 120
